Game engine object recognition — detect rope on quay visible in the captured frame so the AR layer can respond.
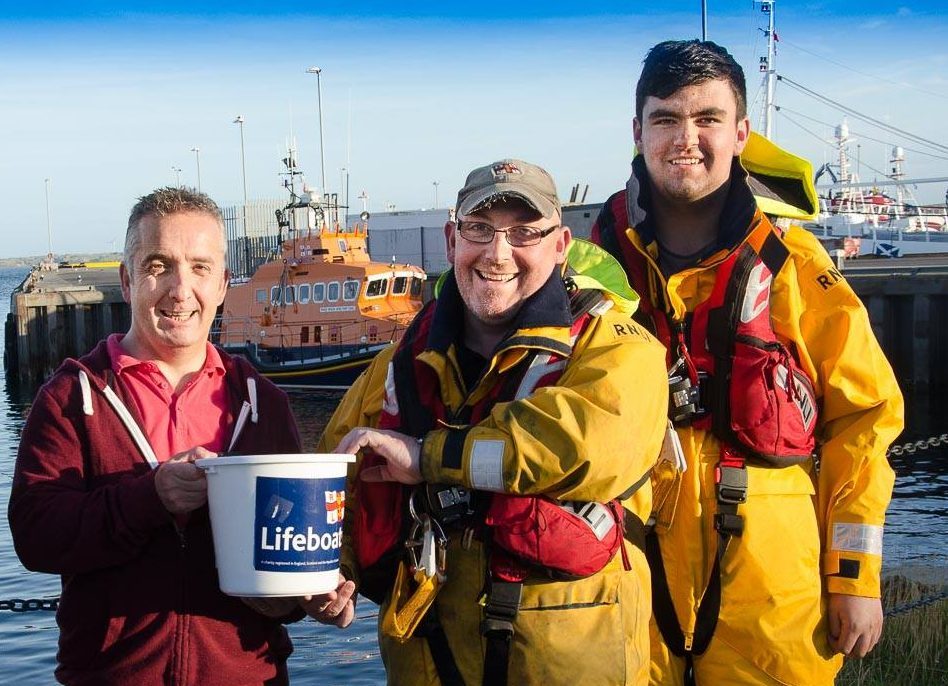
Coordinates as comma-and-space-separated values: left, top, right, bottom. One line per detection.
884, 588, 948, 618
886, 433, 948, 458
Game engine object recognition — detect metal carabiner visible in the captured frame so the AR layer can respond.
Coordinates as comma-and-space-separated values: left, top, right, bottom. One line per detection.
404, 488, 449, 580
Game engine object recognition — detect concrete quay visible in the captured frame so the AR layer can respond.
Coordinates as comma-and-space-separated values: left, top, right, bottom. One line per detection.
4, 250, 947, 393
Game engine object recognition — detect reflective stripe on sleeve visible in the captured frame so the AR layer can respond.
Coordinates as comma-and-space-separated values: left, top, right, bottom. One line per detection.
469, 439, 505, 492
831, 523, 883, 555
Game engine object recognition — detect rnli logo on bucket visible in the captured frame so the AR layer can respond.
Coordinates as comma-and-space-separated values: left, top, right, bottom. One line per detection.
325, 490, 346, 524
253, 476, 347, 573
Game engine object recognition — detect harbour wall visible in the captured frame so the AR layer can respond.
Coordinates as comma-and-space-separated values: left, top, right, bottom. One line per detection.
4, 225, 947, 393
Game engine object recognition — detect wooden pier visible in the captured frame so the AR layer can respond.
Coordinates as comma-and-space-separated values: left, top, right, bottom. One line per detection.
4, 262, 128, 389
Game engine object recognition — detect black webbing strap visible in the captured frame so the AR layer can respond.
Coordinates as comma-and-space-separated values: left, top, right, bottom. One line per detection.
645, 532, 688, 657
416, 608, 465, 686
622, 509, 647, 554
645, 450, 747, 680
480, 580, 523, 686
646, 531, 728, 660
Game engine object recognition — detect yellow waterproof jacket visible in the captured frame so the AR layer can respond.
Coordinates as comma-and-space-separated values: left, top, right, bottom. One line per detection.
319, 240, 668, 685
593, 134, 904, 685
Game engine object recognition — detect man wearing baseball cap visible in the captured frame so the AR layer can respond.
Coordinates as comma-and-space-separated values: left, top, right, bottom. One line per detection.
312, 158, 668, 684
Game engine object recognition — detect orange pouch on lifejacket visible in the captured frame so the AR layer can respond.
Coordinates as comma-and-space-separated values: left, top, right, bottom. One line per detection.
484, 494, 624, 580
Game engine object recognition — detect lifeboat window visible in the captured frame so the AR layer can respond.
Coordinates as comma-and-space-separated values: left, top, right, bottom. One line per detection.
284, 285, 296, 304
369, 324, 379, 343
300, 326, 309, 344
270, 286, 281, 304
330, 325, 340, 343
298, 283, 311, 304
366, 277, 389, 298
338, 239, 348, 253
343, 280, 359, 301
255, 288, 267, 304
327, 281, 341, 302
314, 325, 322, 343
410, 277, 423, 297
392, 276, 408, 295
313, 282, 325, 303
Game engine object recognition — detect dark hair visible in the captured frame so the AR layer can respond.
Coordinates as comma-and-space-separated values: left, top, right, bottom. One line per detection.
635, 40, 747, 120
124, 186, 226, 273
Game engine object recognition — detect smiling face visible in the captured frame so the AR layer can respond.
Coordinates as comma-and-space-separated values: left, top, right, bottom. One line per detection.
120, 210, 228, 364
634, 78, 750, 205
445, 199, 570, 342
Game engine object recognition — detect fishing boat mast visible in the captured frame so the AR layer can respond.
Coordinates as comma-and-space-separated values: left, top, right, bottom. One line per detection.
758, 0, 777, 139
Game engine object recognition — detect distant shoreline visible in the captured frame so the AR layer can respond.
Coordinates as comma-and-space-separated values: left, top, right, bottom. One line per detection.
0, 253, 122, 269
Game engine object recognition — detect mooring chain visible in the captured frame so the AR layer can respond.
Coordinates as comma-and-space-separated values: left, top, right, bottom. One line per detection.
886, 433, 948, 458
0, 597, 60, 612
884, 588, 948, 618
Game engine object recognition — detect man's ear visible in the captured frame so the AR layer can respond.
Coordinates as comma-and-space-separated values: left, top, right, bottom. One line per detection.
555, 226, 572, 265
734, 116, 751, 155
119, 263, 132, 303
444, 221, 457, 266
633, 117, 643, 153
216, 269, 230, 306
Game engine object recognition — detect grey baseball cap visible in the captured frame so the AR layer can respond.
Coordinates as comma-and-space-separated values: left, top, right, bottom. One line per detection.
455, 159, 560, 219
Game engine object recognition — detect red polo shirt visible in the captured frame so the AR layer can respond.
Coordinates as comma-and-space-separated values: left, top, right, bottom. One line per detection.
106, 334, 229, 461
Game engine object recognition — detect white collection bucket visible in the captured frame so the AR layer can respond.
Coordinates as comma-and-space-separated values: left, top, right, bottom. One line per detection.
196, 453, 356, 597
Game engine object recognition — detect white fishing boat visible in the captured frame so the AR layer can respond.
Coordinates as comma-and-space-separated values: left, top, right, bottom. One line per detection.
754, 0, 948, 256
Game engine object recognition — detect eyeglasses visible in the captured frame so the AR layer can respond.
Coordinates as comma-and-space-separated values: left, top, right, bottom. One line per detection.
457, 221, 559, 247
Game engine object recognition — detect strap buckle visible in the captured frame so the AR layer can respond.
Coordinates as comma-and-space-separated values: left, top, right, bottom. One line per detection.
715, 464, 747, 505
714, 448, 747, 505
480, 581, 522, 637
714, 447, 747, 537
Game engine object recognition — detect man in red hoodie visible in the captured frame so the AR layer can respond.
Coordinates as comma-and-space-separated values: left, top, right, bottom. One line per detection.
8, 187, 354, 685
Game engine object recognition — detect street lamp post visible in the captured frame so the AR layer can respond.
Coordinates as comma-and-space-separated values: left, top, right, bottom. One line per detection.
432, 181, 439, 209
190, 147, 202, 192
233, 115, 250, 275
44, 177, 53, 256
172, 166, 182, 187
305, 66, 327, 195
233, 116, 248, 210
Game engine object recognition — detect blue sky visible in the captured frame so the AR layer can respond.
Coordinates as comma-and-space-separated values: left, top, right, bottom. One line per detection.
2, 1, 947, 257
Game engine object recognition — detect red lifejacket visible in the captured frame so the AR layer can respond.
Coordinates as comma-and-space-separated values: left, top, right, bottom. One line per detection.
352, 289, 638, 602
593, 191, 817, 465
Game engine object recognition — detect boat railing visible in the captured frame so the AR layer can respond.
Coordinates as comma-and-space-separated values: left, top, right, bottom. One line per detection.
213, 314, 410, 351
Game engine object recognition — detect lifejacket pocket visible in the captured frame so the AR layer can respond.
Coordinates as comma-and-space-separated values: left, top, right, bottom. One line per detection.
511, 566, 643, 686
485, 495, 625, 580
727, 335, 817, 465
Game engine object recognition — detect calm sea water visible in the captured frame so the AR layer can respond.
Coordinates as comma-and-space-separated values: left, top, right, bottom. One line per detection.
0, 265, 945, 684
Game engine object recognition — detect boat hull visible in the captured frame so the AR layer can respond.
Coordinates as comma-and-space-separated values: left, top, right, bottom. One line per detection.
224, 344, 388, 389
